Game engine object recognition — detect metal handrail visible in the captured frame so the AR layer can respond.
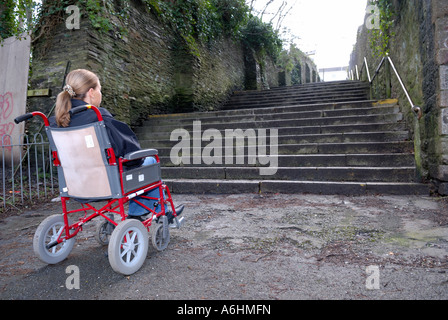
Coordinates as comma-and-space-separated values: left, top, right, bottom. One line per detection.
353, 54, 422, 120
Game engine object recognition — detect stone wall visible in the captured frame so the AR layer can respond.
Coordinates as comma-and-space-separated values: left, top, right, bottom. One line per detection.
29, 2, 178, 126
28, 1, 249, 127
349, 0, 448, 194
433, 0, 448, 194
276, 44, 321, 86
293, 60, 319, 85
179, 38, 246, 113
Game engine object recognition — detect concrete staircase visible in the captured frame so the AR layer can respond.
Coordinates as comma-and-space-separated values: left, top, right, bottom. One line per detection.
135, 80, 429, 195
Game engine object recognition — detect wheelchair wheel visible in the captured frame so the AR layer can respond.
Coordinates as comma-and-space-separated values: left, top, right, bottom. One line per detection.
95, 215, 115, 246
108, 219, 149, 275
33, 214, 75, 264
151, 222, 170, 252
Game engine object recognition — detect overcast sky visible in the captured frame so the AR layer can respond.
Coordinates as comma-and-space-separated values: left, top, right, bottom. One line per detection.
252, 0, 368, 69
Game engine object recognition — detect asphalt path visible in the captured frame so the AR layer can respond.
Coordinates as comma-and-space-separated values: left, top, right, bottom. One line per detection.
1, 193, 447, 306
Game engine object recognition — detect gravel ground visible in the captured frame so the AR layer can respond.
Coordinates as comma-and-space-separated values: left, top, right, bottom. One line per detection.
0, 193, 447, 303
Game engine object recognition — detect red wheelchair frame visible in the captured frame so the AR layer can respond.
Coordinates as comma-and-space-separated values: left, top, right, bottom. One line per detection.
15, 106, 183, 275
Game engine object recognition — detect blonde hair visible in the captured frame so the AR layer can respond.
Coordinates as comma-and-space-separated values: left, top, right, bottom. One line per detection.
55, 69, 100, 127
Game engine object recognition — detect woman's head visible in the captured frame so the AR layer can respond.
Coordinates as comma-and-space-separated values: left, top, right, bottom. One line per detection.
55, 69, 102, 127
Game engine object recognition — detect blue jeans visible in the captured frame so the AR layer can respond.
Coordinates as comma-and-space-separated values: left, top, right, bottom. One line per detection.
128, 157, 163, 216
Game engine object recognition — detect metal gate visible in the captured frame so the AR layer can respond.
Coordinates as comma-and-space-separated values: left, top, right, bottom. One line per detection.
1, 133, 58, 212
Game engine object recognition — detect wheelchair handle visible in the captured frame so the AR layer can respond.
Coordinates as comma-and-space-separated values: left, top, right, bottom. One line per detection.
14, 113, 33, 124
14, 112, 50, 126
69, 106, 88, 115
70, 105, 103, 121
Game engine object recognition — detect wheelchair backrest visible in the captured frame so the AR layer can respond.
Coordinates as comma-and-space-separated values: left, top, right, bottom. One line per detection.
46, 121, 122, 200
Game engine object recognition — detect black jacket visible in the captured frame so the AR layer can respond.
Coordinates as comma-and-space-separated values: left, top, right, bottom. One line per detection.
49, 99, 142, 165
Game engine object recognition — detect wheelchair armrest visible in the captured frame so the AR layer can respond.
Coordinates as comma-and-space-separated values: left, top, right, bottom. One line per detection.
123, 149, 158, 161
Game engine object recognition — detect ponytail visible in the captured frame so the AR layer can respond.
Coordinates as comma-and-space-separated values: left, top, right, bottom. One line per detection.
55, 90, 72, 127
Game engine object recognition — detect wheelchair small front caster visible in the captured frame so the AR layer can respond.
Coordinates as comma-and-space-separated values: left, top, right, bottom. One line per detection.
95, 214, 115, 246
151, 216, 170, 251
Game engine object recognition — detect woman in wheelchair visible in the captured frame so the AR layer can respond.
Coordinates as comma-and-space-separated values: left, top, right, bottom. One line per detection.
51, 69, 184, 221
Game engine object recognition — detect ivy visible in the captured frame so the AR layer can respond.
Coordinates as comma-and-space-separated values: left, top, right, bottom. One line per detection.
214, 0, 250, 38
277, 44, 317, 85
0, 1, 14, 40
241, 15, 282, 62
145, 0, 248, 57
278, 44, 306, 72
0, 0, 41, 41
368, 0, 396, 57
146, 0, 281, 60
84, 0, 114, 31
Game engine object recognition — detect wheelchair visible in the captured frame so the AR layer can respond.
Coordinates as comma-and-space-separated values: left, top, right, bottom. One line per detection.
15, 105, 184, 275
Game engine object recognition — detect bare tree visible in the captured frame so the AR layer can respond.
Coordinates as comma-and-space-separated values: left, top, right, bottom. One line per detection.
260, 0, 274, 20
275, 1, 295, 31
248, 0, 256, 12
249, 0, 297, 32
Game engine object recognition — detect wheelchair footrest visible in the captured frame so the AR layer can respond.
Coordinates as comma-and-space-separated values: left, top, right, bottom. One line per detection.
170, 216, 185, 229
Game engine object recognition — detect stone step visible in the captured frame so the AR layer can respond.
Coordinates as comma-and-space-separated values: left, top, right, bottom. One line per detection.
161, 166, 417, 182
137, 122, 408, 140
139, 100, 379, 124
141, 119, 409, 159
141, 105, 399, 128
137, 100, 391, 137
144, 141, 414, 156
139, 113, 404, 134
132, 78, 428, 195
229, 80, 370, 97
158, 153, 415, 168
224, 82, 370, 106
262, 80, 368, 89
229, 83, 368, 95
226, 87, 369, 103
222, 94, 370, 109
141, 131, 411, 149
164, 179, 429, 196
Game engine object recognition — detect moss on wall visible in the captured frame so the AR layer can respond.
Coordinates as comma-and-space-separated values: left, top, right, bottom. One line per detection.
349, 0, 448, 193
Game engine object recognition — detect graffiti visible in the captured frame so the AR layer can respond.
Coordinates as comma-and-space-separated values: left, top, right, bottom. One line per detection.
0, 92, 15, 150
